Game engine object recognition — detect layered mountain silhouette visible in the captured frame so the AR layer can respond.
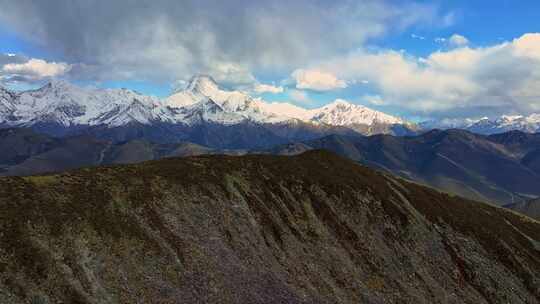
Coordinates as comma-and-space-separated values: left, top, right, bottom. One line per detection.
1, 151, 539, 303
265, 129, 540, 205
2, 128, 540, 208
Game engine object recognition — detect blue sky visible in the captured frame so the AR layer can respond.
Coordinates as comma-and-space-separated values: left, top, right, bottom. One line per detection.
1, 0, 540, 121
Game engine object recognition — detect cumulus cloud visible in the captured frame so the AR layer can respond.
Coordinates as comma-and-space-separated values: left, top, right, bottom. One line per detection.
205, 62, 256, 87
3, 59, 71, 78
0, 0, 446, 84
299, 33, 540, 118
292, 69, 347, 91
448, 34, 469, 47
254, 83, 284, 94
0, 54, 71, 84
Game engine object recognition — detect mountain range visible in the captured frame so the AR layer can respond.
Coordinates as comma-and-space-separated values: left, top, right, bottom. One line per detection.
267, 130, 540, 205
2, 127, 540, 209
1, 150, 539, 303
4, 75, 540, 143
421, 114, 540, 135
2, 75, 540, 211
0, 76, 416, 149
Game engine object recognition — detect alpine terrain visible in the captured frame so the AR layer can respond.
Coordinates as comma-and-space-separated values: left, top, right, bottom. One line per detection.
421, 114, 540, 135
265, 129, 540, 205
0, 76, 417, 149
0, 151, 539, 303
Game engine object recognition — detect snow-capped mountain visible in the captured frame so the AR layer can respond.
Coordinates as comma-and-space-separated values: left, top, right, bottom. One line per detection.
0, 86, 16, 123
468, 115, 540, 134
166, 75, 292, 124
168, 75, 408, 129
0, 76, 416, 148
0, 80, 166, 127
307, 99, 403, 126
421, 114, 540, 134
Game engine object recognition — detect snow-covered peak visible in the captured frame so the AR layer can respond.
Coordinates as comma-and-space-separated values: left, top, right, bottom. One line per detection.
185, 75, 220, 95
420, 117, 486, 130
0, 85, 13, 101
1, 81, 162, 127
45, 79, 73, 90
167, 74, 255, 111
0, 76, 413, 133
325, 99, 352, 108
256, 101, 311, 121
499, 115, 524, 124
309, 99, 403, 126
167, 75, 219, 108
422, 113, 540, 134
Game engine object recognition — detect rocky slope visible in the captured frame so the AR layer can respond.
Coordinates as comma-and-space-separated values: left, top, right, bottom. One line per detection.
0, 151, 539, 303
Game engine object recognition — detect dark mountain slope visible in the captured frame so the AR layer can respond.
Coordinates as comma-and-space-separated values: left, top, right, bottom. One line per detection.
290, 130, 540, 205
0, 151, 539, 303
0, 129, 240, 175
0, 128, 58, 169
3, 135, 110, 176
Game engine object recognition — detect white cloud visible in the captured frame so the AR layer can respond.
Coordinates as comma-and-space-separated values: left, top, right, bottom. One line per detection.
449, 34, 469, 47
205, 62, 256, 86
511, 33, 540, 59
411, 34, 425, 40
298, 33, 540, 118
254, 83, 284, 94
1, 58, 71, 82
0, 1, 448, 83
292, 69, 347, 91
289, 89, 311, 104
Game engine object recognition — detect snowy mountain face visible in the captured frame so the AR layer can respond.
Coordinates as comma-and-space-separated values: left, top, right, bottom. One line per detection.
0, 80, 164, 127
0, 76, 411, 136
472, 115, 540, 134
421, 114, 540, 134
307, 99, 403, 126
0, 87, 16, 123
166, 75, 296, 124
167, 75, 406, 128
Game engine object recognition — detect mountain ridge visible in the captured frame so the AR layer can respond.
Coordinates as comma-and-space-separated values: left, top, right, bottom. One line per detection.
422, 114, 540, 134
265, 129, 540, 205
0, 150, 538, 303
3, 127, 540, 209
